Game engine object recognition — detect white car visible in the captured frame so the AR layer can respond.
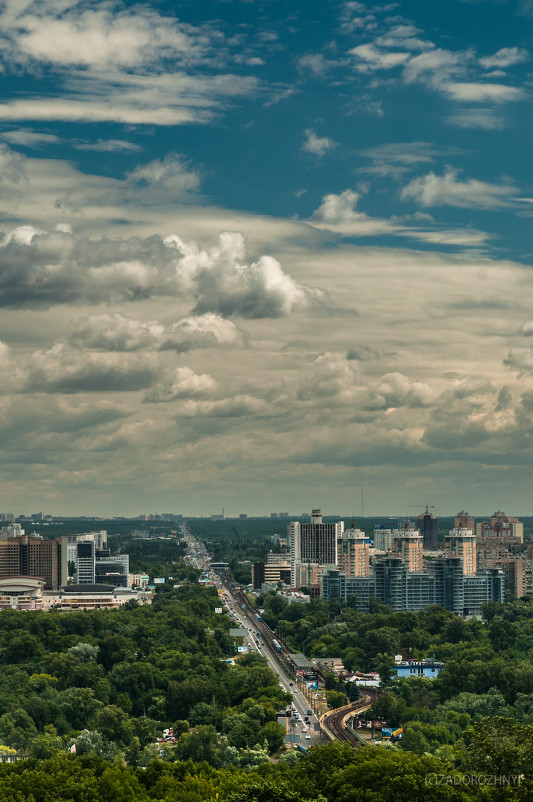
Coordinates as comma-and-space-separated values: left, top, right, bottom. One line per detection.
305, 734, 311, 740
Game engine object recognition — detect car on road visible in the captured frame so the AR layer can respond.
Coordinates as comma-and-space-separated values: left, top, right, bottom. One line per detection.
305, 734, 311, 740
306, 709, 313, 715
302, 727, 308, 732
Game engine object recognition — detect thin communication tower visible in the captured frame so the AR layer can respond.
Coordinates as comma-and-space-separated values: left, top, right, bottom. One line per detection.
361, 479, 364, 518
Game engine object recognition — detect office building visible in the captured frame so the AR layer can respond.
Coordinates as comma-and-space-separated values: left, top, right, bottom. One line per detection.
252, 561, 265, 590
95, 550, 129, 587
129, 574, 150, 588
266, 551, 290, 565
75, 541, 96, 584
58, 531, 108, 584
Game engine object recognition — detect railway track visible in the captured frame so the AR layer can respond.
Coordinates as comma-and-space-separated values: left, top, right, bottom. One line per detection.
322, 689, 378, 747
230, 585, 380, 748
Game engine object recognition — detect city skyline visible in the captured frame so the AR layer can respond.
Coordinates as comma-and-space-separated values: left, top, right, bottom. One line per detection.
1, 1, 533, 515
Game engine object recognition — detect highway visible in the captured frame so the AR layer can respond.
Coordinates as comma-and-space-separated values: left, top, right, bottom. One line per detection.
181, 524, 324, 747
222, 587, 324, 747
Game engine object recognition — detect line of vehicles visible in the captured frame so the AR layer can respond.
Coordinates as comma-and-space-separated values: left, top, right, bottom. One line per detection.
218, 584, 321, 744
181, 529, 323, 746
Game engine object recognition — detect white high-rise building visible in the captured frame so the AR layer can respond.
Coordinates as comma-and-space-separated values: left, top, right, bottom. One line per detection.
373, 526, 394, 552
290, 509, 343, 587
1, 523, 25, 540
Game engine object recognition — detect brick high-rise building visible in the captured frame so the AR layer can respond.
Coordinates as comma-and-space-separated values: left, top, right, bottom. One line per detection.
337, 526, 370, 577
0, 535, 61, 589
446, 528, 477, 575
477, 511, 523, 544
455, 510, 475, 531
393, 521, 423, 573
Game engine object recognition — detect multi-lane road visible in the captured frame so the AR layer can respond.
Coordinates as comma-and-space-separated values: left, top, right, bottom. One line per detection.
222, 588, 324, 746
181, 524, 324, 747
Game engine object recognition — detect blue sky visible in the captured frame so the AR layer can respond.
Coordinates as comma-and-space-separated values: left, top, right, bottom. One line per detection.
1, 0, 533, 516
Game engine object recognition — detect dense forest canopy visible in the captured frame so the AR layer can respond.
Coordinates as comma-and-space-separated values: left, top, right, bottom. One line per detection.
0, 521, 532, 798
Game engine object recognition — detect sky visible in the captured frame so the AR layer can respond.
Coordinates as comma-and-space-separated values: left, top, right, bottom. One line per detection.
1, 0, 533, 517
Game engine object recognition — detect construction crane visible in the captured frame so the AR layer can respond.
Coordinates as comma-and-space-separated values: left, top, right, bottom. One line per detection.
408, 504, 436, 515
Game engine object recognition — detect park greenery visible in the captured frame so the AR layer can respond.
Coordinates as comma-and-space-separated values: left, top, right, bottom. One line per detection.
0, 540, 290, 770
1, 523, 533, 798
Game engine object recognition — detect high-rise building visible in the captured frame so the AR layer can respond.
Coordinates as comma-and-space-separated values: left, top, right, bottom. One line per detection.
455, 510, 475, 531
483, 557, 524, 599
0, 523, 25, 540
337, 527, 370, 577
289, 509, 343, 587
418, 508, 438, 550
374, 557, 405, 611
0, 535, 61, 589
322, 556, 503, 616
76, 541, 95, 584
95, 550, 129, 587
321, 568, 375, 610
431, 557, 464, 615
58, 531, 109, 584
464, 569, 504, 615
446, 528, 477, 575
252, 561, 265, 590
477, 511, 523, 544
393, 521, 423, 573
373, 526, 394, 552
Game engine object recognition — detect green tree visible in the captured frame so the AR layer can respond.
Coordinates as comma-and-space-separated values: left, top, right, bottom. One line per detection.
28, 733, 64, 759
94, 705, 134, 746
261, 720, 285, 753
173, 724, 224, 767
326, 690, 347, 709
0, 708, 38, 750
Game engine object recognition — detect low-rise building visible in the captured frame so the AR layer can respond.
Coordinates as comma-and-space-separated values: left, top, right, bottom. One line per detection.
42, 584, 150, 610
0, 576, 45, 610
